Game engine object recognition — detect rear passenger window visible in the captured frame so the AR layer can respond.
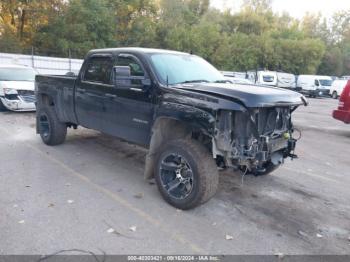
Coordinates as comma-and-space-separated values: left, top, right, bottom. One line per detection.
84, 56, 112, 84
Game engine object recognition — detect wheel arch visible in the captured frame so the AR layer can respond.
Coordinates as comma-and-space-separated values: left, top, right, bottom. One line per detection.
36, 93, 56, 133
144, 114, 215, 180
38, 93, 55, 106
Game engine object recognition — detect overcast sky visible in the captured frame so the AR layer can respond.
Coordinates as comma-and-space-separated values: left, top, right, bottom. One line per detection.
210, 0, 350, 19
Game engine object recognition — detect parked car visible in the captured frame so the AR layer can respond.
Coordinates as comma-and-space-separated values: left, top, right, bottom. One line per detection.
276, 72, 296, 90
221, 71, 253, 84
35, 47, 307, 209
226, 77, 253, 84
0, 64, 37, 111
222, 76, 253, 85
330, 79, 348, 99
220, 71, 247, 80
296, 75, 332, 97
247, 70, 278, 86
333, 80, 350, 124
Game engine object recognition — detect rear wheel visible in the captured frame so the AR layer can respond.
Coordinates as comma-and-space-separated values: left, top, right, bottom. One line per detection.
155, 139, 219, 210
332, 91, 338, 99
37, 106, 67, 145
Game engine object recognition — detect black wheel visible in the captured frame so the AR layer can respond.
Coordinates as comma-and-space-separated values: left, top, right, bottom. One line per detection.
155, 139, 219, 210
0, 99, 8, 112
332, 91, 338, 99
37, 106, 67, 145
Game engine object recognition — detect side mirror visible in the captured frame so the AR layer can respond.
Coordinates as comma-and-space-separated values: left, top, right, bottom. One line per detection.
315, 80, 320, 87
113, 66, 151, 90
113, 66, 131, 78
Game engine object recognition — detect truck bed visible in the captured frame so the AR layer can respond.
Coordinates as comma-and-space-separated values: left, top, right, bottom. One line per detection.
35, 75, 78, 124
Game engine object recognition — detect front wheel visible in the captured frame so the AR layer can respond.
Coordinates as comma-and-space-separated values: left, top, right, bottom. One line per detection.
155, 139, 219, 210
37, 106, 67, 145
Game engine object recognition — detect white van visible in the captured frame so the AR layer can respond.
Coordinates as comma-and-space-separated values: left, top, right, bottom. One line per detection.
296, 75, 332, 97
276, 72, 296, 89
221, 71, 247, 80
330, 79, 348, 99
247, 71, 277, 86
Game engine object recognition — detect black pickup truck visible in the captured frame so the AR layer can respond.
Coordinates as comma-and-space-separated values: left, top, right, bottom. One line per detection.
35, 47, 307, 209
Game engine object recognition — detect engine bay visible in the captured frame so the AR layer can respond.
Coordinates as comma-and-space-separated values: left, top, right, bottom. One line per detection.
213, 107, 298, 173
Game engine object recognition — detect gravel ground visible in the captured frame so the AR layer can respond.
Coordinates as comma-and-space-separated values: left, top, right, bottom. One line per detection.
0, 97, 350, 255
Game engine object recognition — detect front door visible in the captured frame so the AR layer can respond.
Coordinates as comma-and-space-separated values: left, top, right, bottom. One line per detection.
111, 53, 155, 146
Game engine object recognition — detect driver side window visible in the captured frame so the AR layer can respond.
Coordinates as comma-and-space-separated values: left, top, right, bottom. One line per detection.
115, 56, 145, 77
84, 56, 112, 84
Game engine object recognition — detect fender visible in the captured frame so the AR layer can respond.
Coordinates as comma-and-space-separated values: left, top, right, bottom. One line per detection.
144, 95, 246, 179
144, 103, 216, 180
155, 102, 216, 136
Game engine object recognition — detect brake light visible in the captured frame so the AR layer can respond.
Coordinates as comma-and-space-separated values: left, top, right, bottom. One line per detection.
338, 81, 350, 110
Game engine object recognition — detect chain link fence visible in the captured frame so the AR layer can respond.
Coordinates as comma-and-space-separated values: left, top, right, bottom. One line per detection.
0, 47, 84, 75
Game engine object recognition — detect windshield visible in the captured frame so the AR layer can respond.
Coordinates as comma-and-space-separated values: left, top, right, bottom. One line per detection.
0, 67, 36, 81
149, 53, 224, 85
319, 79, 332, 86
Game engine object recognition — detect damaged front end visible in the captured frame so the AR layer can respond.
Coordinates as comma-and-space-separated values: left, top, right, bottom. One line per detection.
0, 89, 36, 111
213, 106, 299, 174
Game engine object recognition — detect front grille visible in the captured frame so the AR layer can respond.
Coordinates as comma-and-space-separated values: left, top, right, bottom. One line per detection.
257, 107, 290, 136
17, 90, 36, 103
17, 90, 34, 96
19, 94, 36, 103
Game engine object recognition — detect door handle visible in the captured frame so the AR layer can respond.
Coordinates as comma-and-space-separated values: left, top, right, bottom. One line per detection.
77, 88, 86, 93
130, 87, 143, 92
105, 93, 117, 99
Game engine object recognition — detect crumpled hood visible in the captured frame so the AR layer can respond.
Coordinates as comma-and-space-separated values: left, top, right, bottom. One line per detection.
175, 82, 306, 107
0, 81, 35, 91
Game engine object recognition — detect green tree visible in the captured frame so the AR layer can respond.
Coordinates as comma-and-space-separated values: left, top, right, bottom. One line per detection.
0, 25, 23, 53
33, 0, 115, 57
276, 38, 325, 74
0, 0, 65, 48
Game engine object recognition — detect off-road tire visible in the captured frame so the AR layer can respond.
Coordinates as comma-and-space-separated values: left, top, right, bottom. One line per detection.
155, 139, 219, 210
0, 99, 8, 112
37, 106, 67, 145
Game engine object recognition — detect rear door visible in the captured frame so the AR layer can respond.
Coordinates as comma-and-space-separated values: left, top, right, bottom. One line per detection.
111, 53, 155, 146
75, 54, 114, 130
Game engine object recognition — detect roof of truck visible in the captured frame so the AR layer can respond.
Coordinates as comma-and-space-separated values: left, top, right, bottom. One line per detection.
88, 47, 190, 56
